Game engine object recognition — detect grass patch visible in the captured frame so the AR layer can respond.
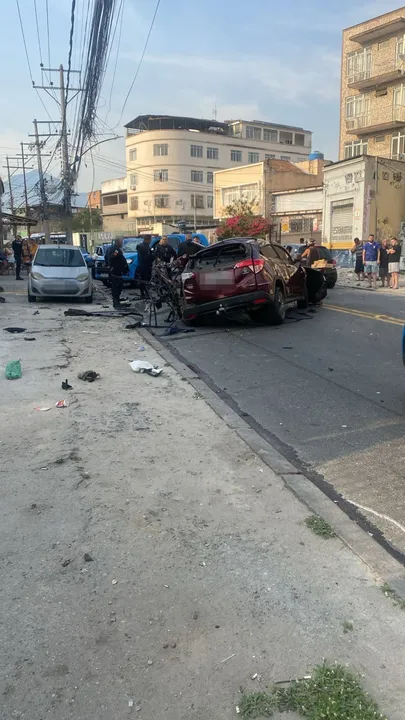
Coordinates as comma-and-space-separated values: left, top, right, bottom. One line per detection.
238, 663, 387, 719
382, 583, 405, 610
305, 515, 336, 539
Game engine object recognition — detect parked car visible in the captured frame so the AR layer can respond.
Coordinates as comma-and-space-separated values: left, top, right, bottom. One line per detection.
181, 238, 308, 325
296, 243, 338, 288
28, 244, 92, 303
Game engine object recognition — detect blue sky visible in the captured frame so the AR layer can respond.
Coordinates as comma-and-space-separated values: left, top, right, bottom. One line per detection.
0, 0, 399, 195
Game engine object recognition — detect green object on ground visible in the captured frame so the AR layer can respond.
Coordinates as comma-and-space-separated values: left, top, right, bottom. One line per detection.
5, 360, 22, 380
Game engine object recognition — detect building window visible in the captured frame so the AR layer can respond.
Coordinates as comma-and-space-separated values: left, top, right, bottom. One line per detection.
397, 35, 405, 60
119, 193, 127, 203
280, 131, 293, 145
191, 194, 204, 209
130, 173, 137, 189
347, 47, 372, 83
248, 152, 259, 163
154, 194, 170, 208
229, 123, 242, 137
222, 186, 240, 205
392, 131, 405, 159
129, 148, 137, 161
290, 217, 313, 234
191, 144, 203, 158
207, 171, 213, 184
263, 128, 278, 142
207, 147, 219, 159
240, 183, 259, 201
130, 196, 138, 210
191, 170, 203, 182
207, 194, 213, 209
346, 94, 370, 127
280, 155, 291, 161
231, 149, 242, 162
294, 133, 305, 146
265, 154, 276, 160
375, 135, 386, 143
153, 143, 168, 156
246, 125, 262, 140
344, 140, 368, 159
154, 169, 168, 182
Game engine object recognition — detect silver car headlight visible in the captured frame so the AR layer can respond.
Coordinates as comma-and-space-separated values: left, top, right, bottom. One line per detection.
77, 273, 90, 282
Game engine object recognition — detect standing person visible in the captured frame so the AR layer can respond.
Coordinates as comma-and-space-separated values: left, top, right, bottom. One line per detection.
177, 233, 202, 258
137, 236, 153, 299
379, 239, 389, 287
12, 235, 24, 280
155, 236, 177, 264
301, 238, 319, 266
109, 238, 129, 309
351, 237, 364, 281
363, 234, 380, 290
22, 237, 33, 274
4, 242, 15, 275
387, 237, 401, 289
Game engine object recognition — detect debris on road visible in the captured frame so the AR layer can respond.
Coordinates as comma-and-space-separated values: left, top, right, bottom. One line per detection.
112, 579, 118, 585
65, 308, 142, 318
78, 370, 100, 382
83, 553, 93, 562
5, 360, 22, 379
62, 379, 72, 390
129, 360, 163, 377
4, 327, 26, 333
35, 406, 52, 412
55, 400, 69, 408
24, 337, 36, 341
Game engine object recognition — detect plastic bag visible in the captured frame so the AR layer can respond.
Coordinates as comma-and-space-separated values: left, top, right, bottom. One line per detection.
129, 360, 163, 377
5, 360, 22, 380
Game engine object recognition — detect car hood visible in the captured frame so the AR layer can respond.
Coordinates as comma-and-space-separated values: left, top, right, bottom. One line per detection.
32, 265, 88, 279
123, 251, 138, 260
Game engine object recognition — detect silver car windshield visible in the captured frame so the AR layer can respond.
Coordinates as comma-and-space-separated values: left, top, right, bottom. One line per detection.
35, 248, 86, 267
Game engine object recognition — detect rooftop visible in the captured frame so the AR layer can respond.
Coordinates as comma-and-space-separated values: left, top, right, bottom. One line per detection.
226, 119, 311, 133
125, 115, 229, 134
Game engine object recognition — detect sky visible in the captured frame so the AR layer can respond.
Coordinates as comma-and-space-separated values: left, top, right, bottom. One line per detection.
0, 0, 401, 203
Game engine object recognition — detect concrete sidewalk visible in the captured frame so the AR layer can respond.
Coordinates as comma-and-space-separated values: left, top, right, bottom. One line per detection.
1, 287, 405, 719
336, 267, 405, 296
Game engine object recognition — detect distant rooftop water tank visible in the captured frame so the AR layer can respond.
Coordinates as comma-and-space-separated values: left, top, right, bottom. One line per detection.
308, 150, 324, 160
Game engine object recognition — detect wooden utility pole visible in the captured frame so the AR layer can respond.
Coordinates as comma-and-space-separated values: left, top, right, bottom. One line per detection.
33, 120, 50, 243
4, 157, 16, 238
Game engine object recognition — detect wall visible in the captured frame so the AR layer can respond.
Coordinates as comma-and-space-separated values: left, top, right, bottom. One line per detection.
374, 157, 405, 241
88, 190, 101, 210
213, 164, 264, 217
323, 157, 366, 248
102, 214, 137, 235
272, 188, 323, 244
101, 177, 127, 194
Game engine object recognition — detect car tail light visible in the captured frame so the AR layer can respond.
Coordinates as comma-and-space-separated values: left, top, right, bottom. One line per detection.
234, 258, 265, 274
253, 298, 268, 305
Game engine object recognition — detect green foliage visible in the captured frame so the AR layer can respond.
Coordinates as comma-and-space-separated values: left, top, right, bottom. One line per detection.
305, 515, 336, 538
71, 208, 102, 232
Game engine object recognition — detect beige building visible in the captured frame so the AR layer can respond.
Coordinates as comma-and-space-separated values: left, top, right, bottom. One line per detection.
271, 187, 323, 245
125, 115, 312, 227
340, 7, 405, 161
101, 177, 137, 234
214, 158, 325, 225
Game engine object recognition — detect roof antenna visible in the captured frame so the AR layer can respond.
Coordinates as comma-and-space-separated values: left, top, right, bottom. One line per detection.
213, 100, 217, 121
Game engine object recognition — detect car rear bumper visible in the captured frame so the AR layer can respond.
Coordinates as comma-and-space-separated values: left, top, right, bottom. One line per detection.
182, 291, 271, 319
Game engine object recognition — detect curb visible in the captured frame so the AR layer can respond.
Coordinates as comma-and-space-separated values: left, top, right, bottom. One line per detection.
140, 327, 405, 602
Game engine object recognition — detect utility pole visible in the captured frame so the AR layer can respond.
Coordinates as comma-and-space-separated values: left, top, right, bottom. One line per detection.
4, 157, 16, 238
7, 151, 36, 239
33, 120, 50, 243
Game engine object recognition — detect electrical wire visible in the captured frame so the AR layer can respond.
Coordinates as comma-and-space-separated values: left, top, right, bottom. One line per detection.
66, 0, 77, 102
45, 0, 51, 68
33, 0, 43, 65
115, 0, 161, 127
104, 0, 125, 121
15, 0, 34, 81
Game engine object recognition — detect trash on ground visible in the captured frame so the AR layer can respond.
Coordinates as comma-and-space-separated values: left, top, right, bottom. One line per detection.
221, 653, 236, 663
5, 360, 22, 380
0, 297, 5, 303
112, 579, 118, 585
129, 360, 163, 377
55, 400, 69, 408
125, 322, 142, 329
35, 406, 52, 412
65, 308, 142, 318
78, 370, 100, 382
164, 326, 195, 335
82, 330, 100, 334
138, 345, 146, 351
4, 327, 26, 333
62, 379, 72, 390
84, 553, 93, 562
61, 558, 71, 567
24, 337, 36, 341
128, 700, 134, 708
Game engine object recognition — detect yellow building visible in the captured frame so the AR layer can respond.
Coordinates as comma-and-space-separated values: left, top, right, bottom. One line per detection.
340, 7, 405, 160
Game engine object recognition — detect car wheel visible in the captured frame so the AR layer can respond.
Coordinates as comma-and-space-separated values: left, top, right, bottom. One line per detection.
84, 294, 93, 304
28, 292, 37, 303
269, 285, 286, 325
326, 280, 336, 289
297, 285, 308, 309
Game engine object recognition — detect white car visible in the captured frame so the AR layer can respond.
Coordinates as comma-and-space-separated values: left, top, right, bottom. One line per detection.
28, 244, 93, 303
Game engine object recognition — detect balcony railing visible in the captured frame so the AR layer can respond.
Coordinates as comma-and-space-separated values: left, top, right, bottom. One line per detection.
346, 116, 371, 131
346, 106, 405, 134
348, 60, 405, 90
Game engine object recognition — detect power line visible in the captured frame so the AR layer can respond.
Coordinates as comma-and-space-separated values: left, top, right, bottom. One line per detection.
15, 0, 34, 81
66, 0, 77, 101
116, 0, 161, 127
45, 0, 51, 68
104, 0, 125, 121
33, 0, 43, 65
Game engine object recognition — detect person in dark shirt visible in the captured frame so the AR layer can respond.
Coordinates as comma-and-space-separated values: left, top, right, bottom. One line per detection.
109, 238, 129, 308
387, 237, 401, 289
177, 233, 202, 258
379, 239, 389, 287
155, 236, 177, 264
12, 235, 24, 280
351, 237, 364, 281
137, 236, 153, 299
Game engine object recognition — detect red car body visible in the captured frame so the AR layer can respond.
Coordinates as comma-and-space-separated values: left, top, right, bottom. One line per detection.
181, 238, 308, 324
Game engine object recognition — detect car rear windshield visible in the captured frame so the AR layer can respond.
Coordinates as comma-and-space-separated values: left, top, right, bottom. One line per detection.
124, 240, 143, 253
190, 243, 250, 269
34, 248, 86, 267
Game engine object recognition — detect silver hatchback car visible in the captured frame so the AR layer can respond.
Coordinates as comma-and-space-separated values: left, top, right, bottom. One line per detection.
28, 244, 93, 303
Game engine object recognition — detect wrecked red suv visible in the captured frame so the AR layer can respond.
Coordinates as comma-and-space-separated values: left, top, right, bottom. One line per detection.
181, 238, 308, 325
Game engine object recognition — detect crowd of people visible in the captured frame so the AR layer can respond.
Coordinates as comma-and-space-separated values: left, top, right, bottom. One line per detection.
351, 235, 401, 290
0, 236, 38, 278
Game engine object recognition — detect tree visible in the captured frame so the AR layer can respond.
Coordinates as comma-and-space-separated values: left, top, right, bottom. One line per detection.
216, 198, 270, 240
71, 208, 102, 232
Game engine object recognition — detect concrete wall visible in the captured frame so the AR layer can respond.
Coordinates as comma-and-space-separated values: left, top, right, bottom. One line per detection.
340, 7, 405, 160
101, 177, 127, 194
103, 214, 137, 235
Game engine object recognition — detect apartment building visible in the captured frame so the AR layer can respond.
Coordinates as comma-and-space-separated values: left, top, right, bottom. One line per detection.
340, 7, 405, 161
125, 115, 312, 227
101, 177, 137, 234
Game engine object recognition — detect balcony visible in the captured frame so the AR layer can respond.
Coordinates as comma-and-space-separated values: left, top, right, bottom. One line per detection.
346, 106, 405, 135
348, 62, 405, 90
349, 17, 405, 44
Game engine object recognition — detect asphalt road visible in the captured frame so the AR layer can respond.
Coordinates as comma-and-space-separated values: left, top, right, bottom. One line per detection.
151, 286, 405, 557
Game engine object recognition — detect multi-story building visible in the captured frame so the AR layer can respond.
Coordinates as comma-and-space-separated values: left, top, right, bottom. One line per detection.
125, 115, 312, 228
101, 177, 137, 234
87, 190, 101, 210
340, 7, 405, 161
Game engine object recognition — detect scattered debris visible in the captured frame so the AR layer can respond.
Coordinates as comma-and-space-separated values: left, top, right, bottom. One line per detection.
382, 583, 405, 609
78, 370, 100, 382
4, 327, 26, 333
24, 337, 36, 342
112, 579, 118, 585
61, 559, 72, 568
221, 653, 236, 663
128, 700, 134, 708
164, 326, 195, 335
0, 297, 5, 303
65, 308, 142, 318
171, 642, 177, 649
35, 406, 52, 412
82, 330, 99, 334
5, 360, 22, 380
138, 345, 146, 351
162, 643, 169, 649
55, 400, 69, 408
125, 322, 142, 329
236, 706, 240, 714
129, 360, 163, 377
328, 367, 334, 371
83, 553, 93, 562
343, 620, 354, 633
192, 611, 199, 620
62, 379, 72, 390
282, 346, 293, 349
147, 660, 153, 666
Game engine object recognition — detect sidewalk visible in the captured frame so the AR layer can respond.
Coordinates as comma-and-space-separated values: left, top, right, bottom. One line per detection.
1, 290, 405, 719
337, 267, 405, 296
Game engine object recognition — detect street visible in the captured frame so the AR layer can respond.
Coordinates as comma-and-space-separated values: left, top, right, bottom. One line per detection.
2, 276, 405, 720
150, 285, 405, 557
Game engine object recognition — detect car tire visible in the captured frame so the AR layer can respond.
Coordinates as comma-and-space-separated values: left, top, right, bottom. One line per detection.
28, 292, 36, 303
268, 285, 286, 325
297, 285, 308, 309
326, 280, 336, 289
84, 294, 93, 304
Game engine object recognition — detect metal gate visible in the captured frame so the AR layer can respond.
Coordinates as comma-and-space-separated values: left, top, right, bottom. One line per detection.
331, 202, 353, 247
